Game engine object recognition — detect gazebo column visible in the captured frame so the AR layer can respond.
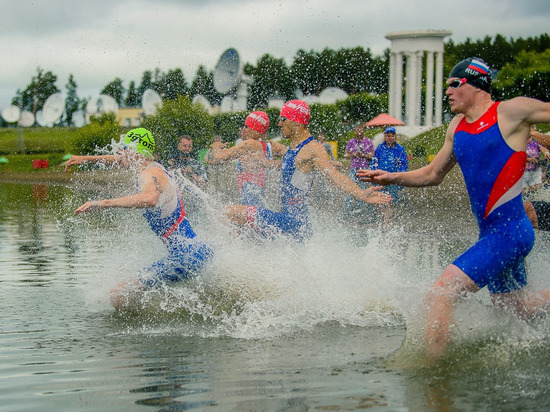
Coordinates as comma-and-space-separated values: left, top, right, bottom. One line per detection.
425, 51, 434, 126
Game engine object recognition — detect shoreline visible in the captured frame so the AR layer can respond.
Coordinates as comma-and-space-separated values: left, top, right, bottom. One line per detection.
0, 170, 132, 186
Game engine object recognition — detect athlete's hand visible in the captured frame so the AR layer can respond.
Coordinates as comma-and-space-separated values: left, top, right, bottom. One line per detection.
357, 169, 394, 185
65, 155, 86, 171
362, 186, 392, 205
210, 141, 226, 150
75, 200, 102, 214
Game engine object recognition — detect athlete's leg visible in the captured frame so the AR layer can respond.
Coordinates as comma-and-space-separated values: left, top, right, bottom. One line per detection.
491, 288, 550, 320
523, 201, 538, 229
225, 205, 249, 226
425, 264, 480, 362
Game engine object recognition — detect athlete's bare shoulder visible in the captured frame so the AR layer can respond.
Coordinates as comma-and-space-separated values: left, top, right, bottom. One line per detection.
446, 114, 464, 137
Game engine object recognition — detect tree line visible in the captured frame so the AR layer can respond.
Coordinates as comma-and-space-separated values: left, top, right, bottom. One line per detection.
6, 33, 550, 127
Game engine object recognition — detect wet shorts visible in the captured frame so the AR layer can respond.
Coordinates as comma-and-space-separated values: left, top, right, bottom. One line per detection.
453, 217, 534, 294
139, 236, 213, 288
240, 181, 265, 207
246, 206, 311, 240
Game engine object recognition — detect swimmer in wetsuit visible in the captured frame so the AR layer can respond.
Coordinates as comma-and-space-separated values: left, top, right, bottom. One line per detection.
224, 100, 391, 240
65, 128, 212, 308
358, 57, 550, 362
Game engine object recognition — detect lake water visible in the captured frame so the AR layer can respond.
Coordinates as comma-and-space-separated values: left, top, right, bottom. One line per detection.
2, 171, 550, 411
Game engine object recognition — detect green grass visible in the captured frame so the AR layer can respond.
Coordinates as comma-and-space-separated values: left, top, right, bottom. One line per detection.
0, 127, 79, 154
402, 125, 447, 158
0, 153, 70, 172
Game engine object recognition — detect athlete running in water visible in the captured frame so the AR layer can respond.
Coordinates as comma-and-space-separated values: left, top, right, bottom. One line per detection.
359, 57, 550, 362
210, 111, 286, 207
224, 100, 391, 240
65, 128, 212, 309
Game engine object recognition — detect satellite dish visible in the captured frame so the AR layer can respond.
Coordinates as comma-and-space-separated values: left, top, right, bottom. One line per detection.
42, 93, 65, 124
192, 95, 212, 112
35, 110, 50, 127
2, 105, 21, 123
18, 111, 35, 127
302, 95, 320, 105
319, 87, 349, 104
268, 99, 285, 110
213, 48, 241, 94
141, 89, 162, 116
220, 96, 234, 113
86, 94, 119, 116
71, 110, 86, 127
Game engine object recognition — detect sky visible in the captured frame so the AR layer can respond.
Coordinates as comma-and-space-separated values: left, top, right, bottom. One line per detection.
1, 0, 549, 112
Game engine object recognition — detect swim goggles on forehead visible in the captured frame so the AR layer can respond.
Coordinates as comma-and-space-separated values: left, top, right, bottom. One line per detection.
448, 78, 468, 89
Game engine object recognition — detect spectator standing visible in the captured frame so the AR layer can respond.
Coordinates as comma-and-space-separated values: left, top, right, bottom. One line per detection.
168, 135, 209, 189
344, 123, 374, 215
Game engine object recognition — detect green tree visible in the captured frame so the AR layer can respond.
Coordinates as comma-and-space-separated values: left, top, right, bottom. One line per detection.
12, 67, 60, 113
142, 95, 214, 161
100, 77, 125, 106
493, 49, 550, 101
64, 74, 80, 126
190, 65, 221, 105
290, 49, 320, 96
138, 70, 154, 98
125, 80, 140, 108
156, 68, 189, 100
247, 54, 293, 109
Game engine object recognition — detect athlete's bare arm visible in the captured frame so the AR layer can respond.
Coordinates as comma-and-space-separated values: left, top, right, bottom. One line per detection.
358, 117, 459, 187
65, 154, 119, 171
303, 141, 390, 204
74, 167, 164, 213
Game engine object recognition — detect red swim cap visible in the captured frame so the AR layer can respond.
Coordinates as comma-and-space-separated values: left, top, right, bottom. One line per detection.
245, 111, 269, 134
280, 100, 310, 125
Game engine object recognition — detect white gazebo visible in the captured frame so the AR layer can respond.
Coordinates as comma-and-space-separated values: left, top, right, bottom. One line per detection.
385, 30, 452, 129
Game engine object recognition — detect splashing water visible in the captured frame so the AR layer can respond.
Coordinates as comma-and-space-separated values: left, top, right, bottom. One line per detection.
67, 158, 550, 365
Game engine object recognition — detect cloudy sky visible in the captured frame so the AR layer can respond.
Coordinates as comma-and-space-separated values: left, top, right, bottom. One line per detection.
1, 0, 549, 111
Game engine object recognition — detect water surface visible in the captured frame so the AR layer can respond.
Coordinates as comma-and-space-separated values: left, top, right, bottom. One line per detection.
2, 176, 550, 411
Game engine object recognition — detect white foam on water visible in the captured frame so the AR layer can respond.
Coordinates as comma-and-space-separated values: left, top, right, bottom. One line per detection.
70, 161, 550, 356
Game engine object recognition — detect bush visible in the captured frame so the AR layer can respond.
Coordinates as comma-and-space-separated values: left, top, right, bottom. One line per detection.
212, 111, 248, 143
142, 96, 214, 162
71, 113, 121, 155
337, 92, 388, 124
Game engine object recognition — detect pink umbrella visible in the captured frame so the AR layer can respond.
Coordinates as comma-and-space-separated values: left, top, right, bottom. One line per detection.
364, 113, 405, 127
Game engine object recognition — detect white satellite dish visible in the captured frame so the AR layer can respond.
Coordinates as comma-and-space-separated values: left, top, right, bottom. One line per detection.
35, 110, 52, 127
220, 96, 234, 113
319, 87, 349, 104
302, 95, 320, 105
71, 110, 86, 127
141, 89, 163, 116
268, 99, 285, 110
86, 94, 119, 116
42, 93, 65, 124
2, 105, 21, 123
192, 94, 212, 112
213, 48, 241, 94
18, 111, 35, 127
